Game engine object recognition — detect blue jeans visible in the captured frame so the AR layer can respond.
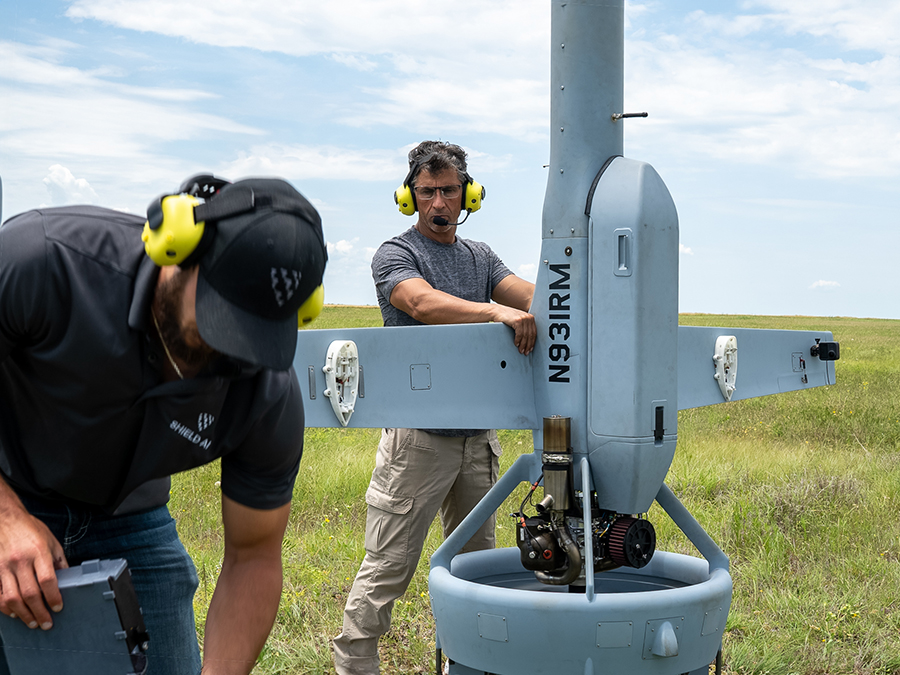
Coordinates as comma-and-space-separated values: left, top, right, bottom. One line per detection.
0, 497, 201, 675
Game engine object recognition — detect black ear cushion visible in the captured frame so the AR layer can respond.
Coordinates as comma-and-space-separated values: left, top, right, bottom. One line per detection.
146, 195, 169, 230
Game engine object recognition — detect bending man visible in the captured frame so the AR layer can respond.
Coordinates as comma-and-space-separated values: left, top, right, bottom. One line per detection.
0, 176, 327, 675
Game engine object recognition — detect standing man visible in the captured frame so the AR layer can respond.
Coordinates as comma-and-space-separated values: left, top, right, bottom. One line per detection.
0, 176, 327, 675
333, 141, 536, 674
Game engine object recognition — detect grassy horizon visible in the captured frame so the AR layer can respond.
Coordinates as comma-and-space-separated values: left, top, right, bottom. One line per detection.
173, 309, 900, 674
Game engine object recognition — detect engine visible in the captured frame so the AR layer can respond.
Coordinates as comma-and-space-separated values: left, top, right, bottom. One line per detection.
514, 416, 656, 586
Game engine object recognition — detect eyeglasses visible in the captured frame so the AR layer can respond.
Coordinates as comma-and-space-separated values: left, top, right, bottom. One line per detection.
414, 185, 462, 200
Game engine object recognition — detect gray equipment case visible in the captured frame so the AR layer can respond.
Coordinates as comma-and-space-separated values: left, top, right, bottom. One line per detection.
0, 559, 148, 675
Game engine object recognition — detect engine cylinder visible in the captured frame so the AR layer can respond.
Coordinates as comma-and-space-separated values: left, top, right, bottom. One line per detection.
542, 416, 572, 512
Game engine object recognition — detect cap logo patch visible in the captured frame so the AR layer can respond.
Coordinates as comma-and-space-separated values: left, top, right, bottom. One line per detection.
271, 267, 303, 307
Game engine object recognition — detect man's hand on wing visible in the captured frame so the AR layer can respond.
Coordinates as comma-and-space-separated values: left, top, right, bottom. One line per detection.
491, 304, 537, 355
491, 275, 537, 355
0, 496, 67, 630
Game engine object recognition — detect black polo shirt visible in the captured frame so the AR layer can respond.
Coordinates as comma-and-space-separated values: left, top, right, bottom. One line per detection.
0, 206, 304, 513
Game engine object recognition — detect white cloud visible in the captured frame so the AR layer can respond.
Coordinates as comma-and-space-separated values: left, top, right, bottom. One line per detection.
330, 53, 377, 72
43, 165, 100, 205
65, 1, 548, 60
220, 144, 407, 182
321, 233, 380, 305
517, 263, 537, 282
329, 238, 359, 255
625, 9, 900, 179
679, 244, 693, 255
744, 1, 900, 53
0, 39, 271, 217
809, 280, 841, 290
63, 1, 552, 143
56, 0, 900, 165
0, 41, 261, 180
16, 2, 900, 183
305, 197, 338, 214
343, 75, 548, 142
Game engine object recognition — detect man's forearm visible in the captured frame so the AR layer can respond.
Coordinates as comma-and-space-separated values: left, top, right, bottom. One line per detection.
201, 554, 283, 675
492, 274, 535, 313
401, 286, 497, 325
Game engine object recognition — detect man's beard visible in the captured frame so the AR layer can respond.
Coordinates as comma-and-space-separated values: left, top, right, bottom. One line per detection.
154, 270, 219, 369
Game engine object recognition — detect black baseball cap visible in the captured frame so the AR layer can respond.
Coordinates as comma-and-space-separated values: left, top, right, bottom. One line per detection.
193, 177, 327, 371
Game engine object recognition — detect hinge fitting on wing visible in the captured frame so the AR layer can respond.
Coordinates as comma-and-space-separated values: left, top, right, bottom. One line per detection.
323, 340, 359, 427
713, 335, 738, 402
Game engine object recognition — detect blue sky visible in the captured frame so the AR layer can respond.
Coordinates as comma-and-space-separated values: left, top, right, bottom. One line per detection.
2, 1, 898, 319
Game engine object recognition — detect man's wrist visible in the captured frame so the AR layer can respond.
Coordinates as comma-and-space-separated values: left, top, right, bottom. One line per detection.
0, 477, 27, 518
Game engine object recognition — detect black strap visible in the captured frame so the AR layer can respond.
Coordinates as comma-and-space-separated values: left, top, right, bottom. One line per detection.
584, 155, 622, 216
183, 187, 322, 267
194, 188, 317, 224
193, 187, 256, 224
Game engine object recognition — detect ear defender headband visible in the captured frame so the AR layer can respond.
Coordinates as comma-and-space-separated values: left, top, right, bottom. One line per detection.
393, 161, 485, 216
393, 164, 419, 216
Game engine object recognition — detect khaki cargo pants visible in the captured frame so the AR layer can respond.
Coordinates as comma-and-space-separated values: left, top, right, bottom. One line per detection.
333, 428, 501, 675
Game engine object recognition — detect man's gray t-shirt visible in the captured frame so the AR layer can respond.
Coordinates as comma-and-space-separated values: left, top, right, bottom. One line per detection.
371, 226, 513, 436
372, 226, 512, 325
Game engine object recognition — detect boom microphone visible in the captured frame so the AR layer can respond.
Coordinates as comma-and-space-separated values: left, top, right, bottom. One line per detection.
433, 211, 472, 227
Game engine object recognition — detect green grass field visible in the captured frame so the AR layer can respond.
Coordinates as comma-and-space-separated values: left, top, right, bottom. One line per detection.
172, 308, 900, 674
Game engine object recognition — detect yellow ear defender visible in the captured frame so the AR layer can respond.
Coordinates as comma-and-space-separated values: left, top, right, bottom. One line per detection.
142, 194, 204, 266
297, 284, 325, 327
463, 179, 485, 213
393, 184, 417, 216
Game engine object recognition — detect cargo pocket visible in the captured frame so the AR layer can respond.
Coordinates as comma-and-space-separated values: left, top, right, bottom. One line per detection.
487, 431, 501, 484
364, 484, 415, 562
487, 430, 503, 458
